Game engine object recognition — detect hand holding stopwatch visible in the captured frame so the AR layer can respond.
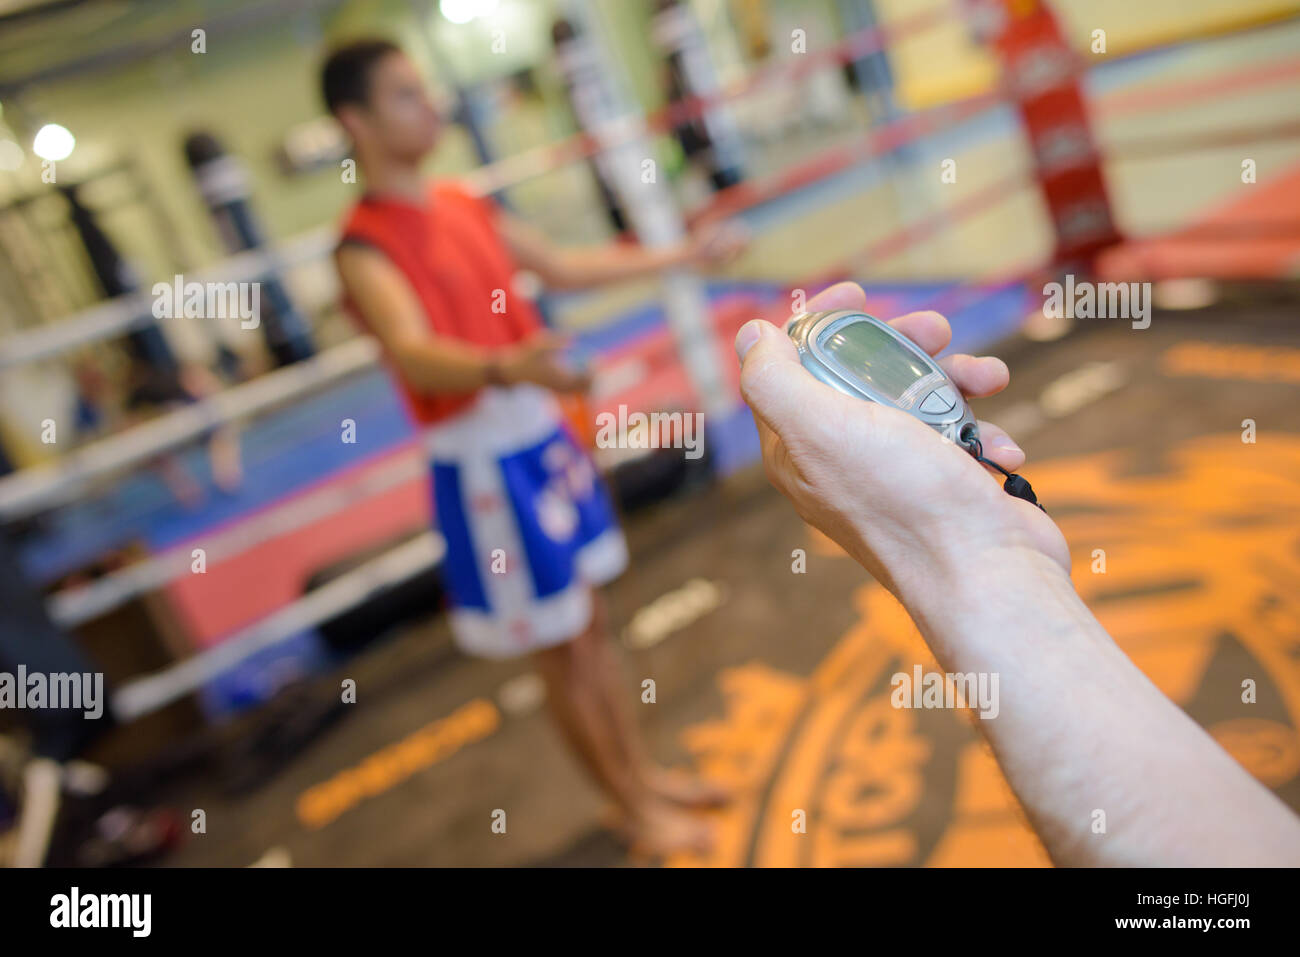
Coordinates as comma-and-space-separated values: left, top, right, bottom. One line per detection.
785, 310, 1045, 510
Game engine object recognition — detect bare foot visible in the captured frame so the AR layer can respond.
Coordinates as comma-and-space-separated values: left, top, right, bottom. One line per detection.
209, 429, 243, 494
161, 463, 205, 510
646, 767, 733, 809
611, 801, 716, 859
212, 459, 243, 495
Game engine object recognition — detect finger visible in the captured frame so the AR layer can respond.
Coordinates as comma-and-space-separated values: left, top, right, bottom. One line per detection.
971, 420, 1025, 473
886, 310, 951, 357
806, 281, 868, 313
735, 320, 837, 439
937, 354, 1010, 398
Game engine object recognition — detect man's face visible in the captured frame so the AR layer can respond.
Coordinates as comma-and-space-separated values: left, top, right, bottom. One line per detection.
344, 51, 441, 161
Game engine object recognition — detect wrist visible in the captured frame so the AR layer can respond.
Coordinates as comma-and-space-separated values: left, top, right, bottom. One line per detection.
485, 350, 515, 387
889, 539, 1083, 668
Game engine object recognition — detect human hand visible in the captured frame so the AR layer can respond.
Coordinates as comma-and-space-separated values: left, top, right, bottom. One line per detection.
734, 282, 1069, 601
501, 333, 591, 394
688, 218, 748, 267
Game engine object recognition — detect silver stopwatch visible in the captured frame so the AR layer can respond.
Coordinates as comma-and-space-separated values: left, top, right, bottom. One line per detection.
785, 309, 1045, 509
785, 309, 980, 450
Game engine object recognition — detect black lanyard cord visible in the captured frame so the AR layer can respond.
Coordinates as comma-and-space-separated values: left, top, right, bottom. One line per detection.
965, 436, 1046, 511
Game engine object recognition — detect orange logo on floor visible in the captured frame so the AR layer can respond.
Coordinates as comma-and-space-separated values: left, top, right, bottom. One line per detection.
669, 433, 1300, 866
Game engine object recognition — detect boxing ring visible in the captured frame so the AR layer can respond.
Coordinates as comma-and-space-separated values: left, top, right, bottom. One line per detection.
1, 0, 1299, 866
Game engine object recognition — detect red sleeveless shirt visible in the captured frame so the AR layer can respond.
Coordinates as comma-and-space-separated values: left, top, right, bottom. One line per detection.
338, 181, 544, 424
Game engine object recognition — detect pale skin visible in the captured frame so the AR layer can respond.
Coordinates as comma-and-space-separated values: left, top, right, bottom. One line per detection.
736, 281, 1300, 867
332, 47, 743, 857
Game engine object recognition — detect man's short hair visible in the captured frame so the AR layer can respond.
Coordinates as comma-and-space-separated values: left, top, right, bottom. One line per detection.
321, 38, 402, 115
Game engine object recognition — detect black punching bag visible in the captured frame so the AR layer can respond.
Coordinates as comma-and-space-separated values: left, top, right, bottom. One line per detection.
183, 132, 315, 367
60, 183, 177, 373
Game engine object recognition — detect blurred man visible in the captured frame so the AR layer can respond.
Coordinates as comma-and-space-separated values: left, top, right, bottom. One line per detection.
323, 39, 742, 857
129, 357, 244, 499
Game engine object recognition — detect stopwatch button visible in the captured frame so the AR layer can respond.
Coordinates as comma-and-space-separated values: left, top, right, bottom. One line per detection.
919, 388, 956, 414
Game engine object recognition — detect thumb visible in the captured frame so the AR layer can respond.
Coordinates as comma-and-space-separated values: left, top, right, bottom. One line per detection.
735, 320, 827, 437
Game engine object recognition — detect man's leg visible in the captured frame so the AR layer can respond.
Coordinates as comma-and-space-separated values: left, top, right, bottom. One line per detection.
576, 593, 732, 809
533, 634, 639, 812
532, 608, 714, 857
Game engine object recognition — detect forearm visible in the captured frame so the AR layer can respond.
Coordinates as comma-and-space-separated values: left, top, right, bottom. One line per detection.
894, 543, 1300, 866
390, 337, 496, 394
543, 241, 689, 290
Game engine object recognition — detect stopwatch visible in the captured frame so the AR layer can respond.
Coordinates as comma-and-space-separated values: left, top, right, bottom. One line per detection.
785, 309, 1043, 508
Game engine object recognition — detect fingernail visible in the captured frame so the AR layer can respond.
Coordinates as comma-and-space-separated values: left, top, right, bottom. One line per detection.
735, 321, 763, 361
994, 437, 1023, 456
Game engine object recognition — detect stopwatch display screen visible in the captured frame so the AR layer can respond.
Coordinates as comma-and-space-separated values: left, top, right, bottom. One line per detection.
820, 322, 931, 401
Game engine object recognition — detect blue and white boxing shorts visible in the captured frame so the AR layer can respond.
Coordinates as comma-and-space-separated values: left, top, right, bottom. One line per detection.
425, 384, 628, 658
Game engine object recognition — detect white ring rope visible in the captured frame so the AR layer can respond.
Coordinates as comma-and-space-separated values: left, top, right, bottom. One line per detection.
0, 227, 338, 370
47, 449, 429, 627
110, 531, 446, 722
0, 336, 381, 521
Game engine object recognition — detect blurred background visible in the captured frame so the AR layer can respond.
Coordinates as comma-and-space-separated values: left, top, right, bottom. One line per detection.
1, 0, 1298, 867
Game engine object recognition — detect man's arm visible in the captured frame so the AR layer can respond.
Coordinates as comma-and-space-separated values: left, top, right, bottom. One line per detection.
498, 213, 743, 291
909, 544, 1300, 867
736, 282, 1300, 867
335, 243, 587, 394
